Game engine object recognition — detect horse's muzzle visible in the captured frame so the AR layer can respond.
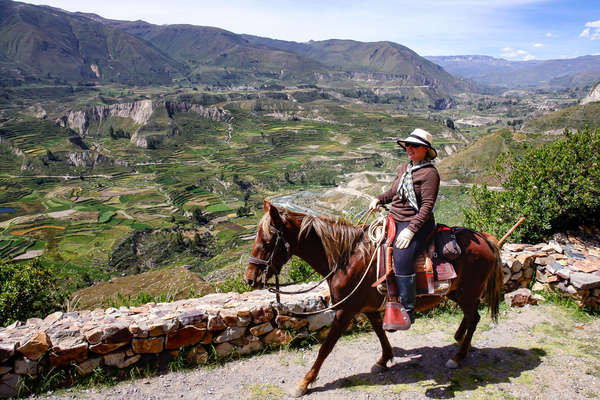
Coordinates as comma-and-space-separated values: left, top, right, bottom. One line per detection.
245, 277, 264, 289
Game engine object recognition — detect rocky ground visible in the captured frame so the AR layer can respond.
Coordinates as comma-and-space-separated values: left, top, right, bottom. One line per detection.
32, 301, 599, 400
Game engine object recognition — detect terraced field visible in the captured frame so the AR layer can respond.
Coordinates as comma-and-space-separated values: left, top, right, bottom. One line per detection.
0, 84, 571, 307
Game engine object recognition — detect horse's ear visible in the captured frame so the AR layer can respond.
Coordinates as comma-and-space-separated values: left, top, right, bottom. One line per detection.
263, 200, 271, 213
268, 203, 284, 228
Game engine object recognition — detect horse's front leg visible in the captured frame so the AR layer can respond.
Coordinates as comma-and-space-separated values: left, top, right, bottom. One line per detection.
294, 308, 355, 397
365, 311, 393, 372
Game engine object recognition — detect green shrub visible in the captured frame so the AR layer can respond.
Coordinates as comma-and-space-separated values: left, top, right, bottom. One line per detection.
216, 272, 251, 294
0, 259, 65, 326
464, 127, 600, 242
287, 256, 320, 283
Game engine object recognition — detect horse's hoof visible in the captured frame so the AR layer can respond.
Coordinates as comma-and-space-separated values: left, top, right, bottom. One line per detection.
371, 362, 388, 373
446, 359, 459, 369
293, 385, 308, 397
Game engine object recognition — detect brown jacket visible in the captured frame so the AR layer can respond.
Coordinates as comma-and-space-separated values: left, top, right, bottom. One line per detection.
376, 163, 440, 233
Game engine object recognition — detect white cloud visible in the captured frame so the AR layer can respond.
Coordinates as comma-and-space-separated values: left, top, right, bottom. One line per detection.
501, 47, 535, 60
533, 43, 544, 47
546, 32, 553, 37
580, 28, 590, 38
580, 20, 600, 40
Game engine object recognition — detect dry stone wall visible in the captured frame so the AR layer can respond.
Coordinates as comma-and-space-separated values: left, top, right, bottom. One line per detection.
501, 233, 600, 310
0, 283, 334, 398
1, 234, 599, 397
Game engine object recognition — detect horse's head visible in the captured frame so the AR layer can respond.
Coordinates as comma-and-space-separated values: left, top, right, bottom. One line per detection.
245, 200, 297, 288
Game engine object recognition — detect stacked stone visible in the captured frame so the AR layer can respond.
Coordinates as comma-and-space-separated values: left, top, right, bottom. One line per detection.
501, 233, 600, 310
0, 283, 335, 398
501, 242, 555, 291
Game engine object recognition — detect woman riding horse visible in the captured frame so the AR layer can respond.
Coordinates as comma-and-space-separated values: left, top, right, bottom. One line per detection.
369, 128, 440, 331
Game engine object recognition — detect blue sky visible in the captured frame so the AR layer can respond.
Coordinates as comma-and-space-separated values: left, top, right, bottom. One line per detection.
31, 0, 600, 60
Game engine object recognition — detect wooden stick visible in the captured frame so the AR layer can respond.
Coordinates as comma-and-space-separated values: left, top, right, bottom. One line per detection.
498, 217, 526, 247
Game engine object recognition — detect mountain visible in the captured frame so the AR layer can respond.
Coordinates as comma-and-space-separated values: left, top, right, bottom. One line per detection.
427, 55, 600, 89
0, 0, 182, 85
0, 0, 468, 93
243, 36, 469, 93
80, 12, 468, 91
100, 20, 329, 84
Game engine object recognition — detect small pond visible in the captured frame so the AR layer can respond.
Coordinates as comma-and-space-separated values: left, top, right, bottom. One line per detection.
0, 207, 16, 214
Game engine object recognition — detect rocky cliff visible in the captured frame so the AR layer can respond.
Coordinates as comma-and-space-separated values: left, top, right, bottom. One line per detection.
57, 100, 230, 143
581, 82, 600, 105
165, 101, 231, 122
56, 100, 154, 136
67, 151, 121, 168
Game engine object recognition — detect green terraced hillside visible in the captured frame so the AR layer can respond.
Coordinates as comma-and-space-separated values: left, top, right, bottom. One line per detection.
524, 102, 600, 133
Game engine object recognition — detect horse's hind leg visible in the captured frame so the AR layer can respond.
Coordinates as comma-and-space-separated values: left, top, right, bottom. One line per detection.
447, 299, 481, 369
294, 308, 355, 397
365, 311, 393, 373
447, 292, 468, 343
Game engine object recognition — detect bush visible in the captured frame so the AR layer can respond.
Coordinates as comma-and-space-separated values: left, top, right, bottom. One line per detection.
287, 256, 319, 283
0, 259, 65, 327
464, 127, 600, 242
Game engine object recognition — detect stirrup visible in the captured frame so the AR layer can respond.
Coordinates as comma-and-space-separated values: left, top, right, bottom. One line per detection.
376, 282, 387, 295
434, 280, 451, 295
383, 301, 411, 332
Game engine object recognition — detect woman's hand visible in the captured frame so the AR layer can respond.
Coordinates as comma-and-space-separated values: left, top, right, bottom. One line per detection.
395, 228, 415, 249
368, 198, 380, 211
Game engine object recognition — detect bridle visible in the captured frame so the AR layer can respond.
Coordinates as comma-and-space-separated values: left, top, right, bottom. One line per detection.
247, 221, 376, 316
248, 224, 339, 305
247, 226, 292, 302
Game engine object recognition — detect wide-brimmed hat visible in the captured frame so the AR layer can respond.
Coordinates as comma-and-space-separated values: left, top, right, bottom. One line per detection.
397, 128, 437, 160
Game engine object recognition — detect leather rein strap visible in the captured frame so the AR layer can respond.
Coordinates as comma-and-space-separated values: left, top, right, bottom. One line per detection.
249, 222, 381, 317
248, 226, 339, 302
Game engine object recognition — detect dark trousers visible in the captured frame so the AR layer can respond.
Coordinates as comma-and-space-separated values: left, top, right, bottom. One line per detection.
391, 218, 435, 276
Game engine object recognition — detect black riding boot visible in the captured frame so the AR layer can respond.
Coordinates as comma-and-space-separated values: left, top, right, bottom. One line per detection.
396, 274, 416, 324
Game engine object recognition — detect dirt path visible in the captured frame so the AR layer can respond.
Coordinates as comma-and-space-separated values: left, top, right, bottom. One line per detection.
36, 303, 599, 400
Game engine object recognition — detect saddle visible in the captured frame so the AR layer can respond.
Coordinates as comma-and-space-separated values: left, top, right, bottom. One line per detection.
373, 215, 457, 296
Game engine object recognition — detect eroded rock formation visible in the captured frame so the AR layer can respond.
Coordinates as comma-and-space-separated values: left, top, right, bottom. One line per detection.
56, 100, 154, 136
581, 82, 600, 105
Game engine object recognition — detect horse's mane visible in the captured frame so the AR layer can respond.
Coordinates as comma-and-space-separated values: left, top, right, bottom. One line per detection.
298, 213, 370, 270
260, 208, 370, 270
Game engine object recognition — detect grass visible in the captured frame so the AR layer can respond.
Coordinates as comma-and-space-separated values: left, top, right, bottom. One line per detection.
98, 211, 116, 223
533, 287, 597, 321
244, 383, 286, 400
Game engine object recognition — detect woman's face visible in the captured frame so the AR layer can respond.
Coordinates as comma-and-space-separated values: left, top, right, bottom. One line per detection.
406, 143, 428, 162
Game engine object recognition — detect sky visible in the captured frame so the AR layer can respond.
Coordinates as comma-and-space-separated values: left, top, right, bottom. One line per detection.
30, 0, 600, 61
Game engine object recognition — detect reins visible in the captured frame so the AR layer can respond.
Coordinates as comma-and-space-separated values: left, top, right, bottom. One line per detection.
285, 244, 380, 316
252, 210, 386, 317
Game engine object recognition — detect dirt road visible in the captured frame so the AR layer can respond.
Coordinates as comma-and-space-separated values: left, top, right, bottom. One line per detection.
36, 302, 599, 400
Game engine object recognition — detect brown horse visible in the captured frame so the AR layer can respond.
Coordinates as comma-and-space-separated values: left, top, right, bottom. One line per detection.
245, 201, 503, 397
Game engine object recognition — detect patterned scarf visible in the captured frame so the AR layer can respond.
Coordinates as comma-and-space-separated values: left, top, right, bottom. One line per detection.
397, 160, 433, 211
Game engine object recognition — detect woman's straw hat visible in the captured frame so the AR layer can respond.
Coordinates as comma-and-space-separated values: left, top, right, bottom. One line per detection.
397, 128, 437, 160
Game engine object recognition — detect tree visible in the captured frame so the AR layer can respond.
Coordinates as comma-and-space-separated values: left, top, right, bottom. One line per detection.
464, 127, 600, 242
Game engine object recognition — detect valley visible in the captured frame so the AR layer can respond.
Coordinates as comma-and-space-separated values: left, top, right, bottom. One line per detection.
0, 0, 598, 314
0, 80, 588, 309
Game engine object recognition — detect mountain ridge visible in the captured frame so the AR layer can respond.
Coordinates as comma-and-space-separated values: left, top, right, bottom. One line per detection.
0, 0, 183, 85
0, 0, 466, 94
427, 54, 600, 88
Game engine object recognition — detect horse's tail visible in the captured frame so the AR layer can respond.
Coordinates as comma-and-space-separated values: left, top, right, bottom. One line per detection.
482, 233, 503, 323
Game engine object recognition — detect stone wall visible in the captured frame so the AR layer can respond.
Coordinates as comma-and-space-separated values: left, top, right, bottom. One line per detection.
0, 283, 335, 398
1, 234, 599, 397
501, 233, 600, 310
